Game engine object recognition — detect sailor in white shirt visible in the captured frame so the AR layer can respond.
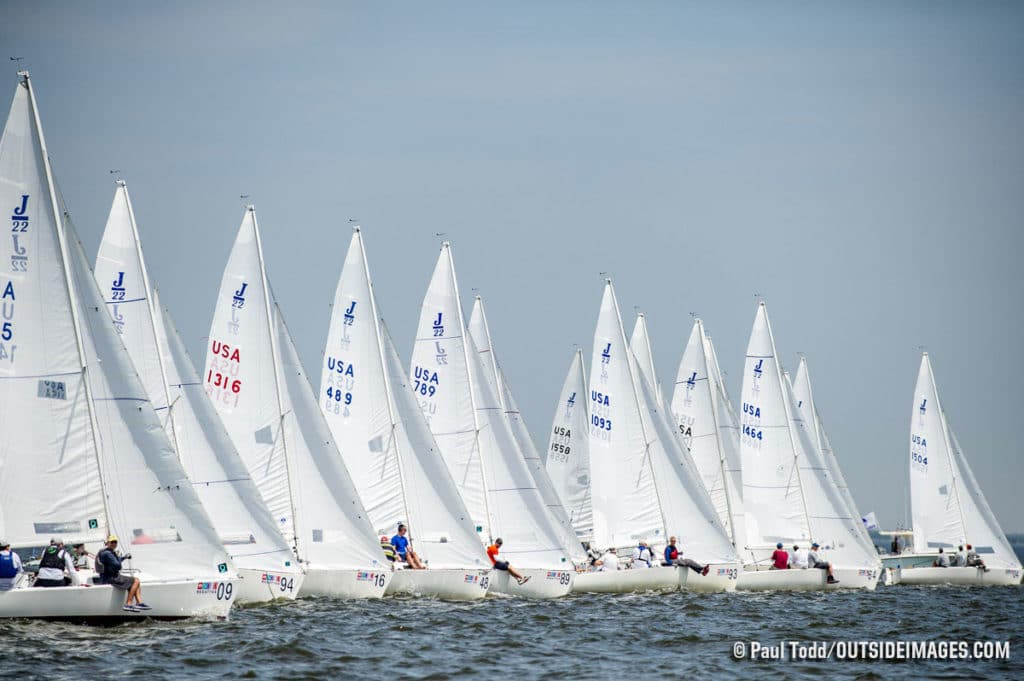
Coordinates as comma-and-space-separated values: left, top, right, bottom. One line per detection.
630, 541, 653, 569
34, 538, 81, 587
789, 545, 809, 570
596, 547, 620, 572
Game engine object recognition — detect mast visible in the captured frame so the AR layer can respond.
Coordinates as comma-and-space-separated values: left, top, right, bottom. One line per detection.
120, 181, 181, 459
250, 207, 302, 560
23, 71, 113, 535
699, 320, 737, 548
762, 303, 813, 542
608, 281, 670, 540
925, 353, 970, 544
444, 243, 494, 542
355, 227, 413, 534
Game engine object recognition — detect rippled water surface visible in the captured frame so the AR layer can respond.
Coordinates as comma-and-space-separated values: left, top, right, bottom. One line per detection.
2, 585, 1022, 679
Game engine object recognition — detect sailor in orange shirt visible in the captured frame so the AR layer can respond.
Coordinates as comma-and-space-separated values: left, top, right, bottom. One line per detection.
486, 538, 530, 585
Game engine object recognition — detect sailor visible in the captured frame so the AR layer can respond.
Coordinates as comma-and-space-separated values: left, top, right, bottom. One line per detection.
594, 547, 620, 572
965, 544, 988, 572
390, 524, 425, 569
951, 545, 966, 567
34, 538, 79, 587
380, 536, 397, 563
789, 544, 809, 570
663, 536, 710, 576
72, 543, 94, 573
0, 540, 23, 591
770, 543, 789, 570
932, 547, 950, 568
630, 541, 653, 569
97, 535, 150, 612
890, 535, 900, 555
807, 542, 839, 585
487, 538, 531, 585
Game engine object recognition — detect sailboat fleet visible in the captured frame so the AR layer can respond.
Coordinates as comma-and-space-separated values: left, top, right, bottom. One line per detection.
0, 73, 1018, 621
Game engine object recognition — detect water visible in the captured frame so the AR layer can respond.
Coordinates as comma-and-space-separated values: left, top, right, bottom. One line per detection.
2, 586, 1022, 679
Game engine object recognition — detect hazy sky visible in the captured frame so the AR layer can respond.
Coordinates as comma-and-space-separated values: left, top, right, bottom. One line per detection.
4, 1, 1022, 532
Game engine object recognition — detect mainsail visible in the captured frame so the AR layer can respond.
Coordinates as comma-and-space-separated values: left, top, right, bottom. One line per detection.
544, 349, 593, 543
0, 72, 231, 582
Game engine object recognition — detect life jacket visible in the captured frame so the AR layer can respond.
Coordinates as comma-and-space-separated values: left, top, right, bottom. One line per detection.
380, 541, 397, 562
0, 552, 17, 578
635, 546, 651, 566
39, 546, 65, 571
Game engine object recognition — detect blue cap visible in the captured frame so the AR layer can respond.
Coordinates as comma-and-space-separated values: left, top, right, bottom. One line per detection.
776, 542, 783, 549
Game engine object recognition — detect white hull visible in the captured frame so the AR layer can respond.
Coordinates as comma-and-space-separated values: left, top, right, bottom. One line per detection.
829, 567, 880, 591
683, 563, 740, 593
235, 567, 305, 604
299, 567, 390, 599
488, 567, 574, 598
736, 568, 826, 592
384, 568, 489, 600
888, 565, 1022, 587
573, 566, 681, 594
0, 578, 238, 622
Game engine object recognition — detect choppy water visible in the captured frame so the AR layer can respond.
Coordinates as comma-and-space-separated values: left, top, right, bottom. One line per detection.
2, 585, 1022, 679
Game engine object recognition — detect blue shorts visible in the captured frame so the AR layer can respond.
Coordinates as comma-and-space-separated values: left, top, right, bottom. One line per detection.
493, 560, 509, 571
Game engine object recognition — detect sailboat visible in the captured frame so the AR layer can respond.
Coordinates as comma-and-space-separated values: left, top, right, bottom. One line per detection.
204, 207, 390, 598
886, 353, 1022, 586
737, 302, 879, 590
467, 296, 587, 566
790, 357, 877, 560
544, 349, 594, 545
670, 319, 748, 554
93, 182, 304, 603
409, 243, 575, 598
578, 281, 741, 593
318, 228, 490, 599
0, 71, 238, 621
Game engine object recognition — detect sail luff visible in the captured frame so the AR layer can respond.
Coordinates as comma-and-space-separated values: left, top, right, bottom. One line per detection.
23, 72, 112, 535
924, 354, 970, 544
698, 320, 738, 547
250, 208, 302, 560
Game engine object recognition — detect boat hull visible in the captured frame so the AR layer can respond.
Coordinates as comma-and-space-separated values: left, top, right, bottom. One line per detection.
736, 568, 826, 591
384, 568, 489, 600
573, 566, 681, 594
0, 578, 238, 622
682, 563, 740, 592
888, 566, 1023, 587
299, 567, 390, 598
828, 567, 880, 591
235, 567, 305, 604
488, 567, 574, 598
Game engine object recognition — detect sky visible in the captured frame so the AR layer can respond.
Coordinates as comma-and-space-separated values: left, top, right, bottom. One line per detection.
3, 1, 1022, 532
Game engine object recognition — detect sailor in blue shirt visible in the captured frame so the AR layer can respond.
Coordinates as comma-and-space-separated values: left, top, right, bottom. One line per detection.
390, 524, 425, 569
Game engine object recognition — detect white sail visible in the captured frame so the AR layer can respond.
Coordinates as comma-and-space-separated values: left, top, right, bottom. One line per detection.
203, 208, 385, 575
588, 282, 738, 565
545, 350, 593, 543
467, 296, 586, 563
0, 73, 232, 584
791, 357, 874, 555
91, 184, 299, 586
670, 319, 747, 550
739, 302, 810, 545
628, 312, 665, 411
909, 354, 1019, 569
318, 228, 486, 570
409, 243, 571, 569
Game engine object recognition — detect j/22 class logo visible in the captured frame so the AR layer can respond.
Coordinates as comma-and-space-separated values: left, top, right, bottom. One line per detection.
11, 194, 29, 274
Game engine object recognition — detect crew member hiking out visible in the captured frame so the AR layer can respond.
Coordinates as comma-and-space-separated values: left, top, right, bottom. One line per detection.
96, 535, 150, 612
486, 538, 530, 585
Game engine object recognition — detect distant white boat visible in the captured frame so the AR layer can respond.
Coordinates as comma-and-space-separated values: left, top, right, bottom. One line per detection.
204, 208, 390, 598
409, 243, 575, 598
0, 71, 237, 621
93, 182, 303, 604
889, 353, 1022, 587
467, 296, 587, 565
737, 302, 879, 591
583, 281, 741, 593
317, 228, 490, 599
544, 349, 594, 544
